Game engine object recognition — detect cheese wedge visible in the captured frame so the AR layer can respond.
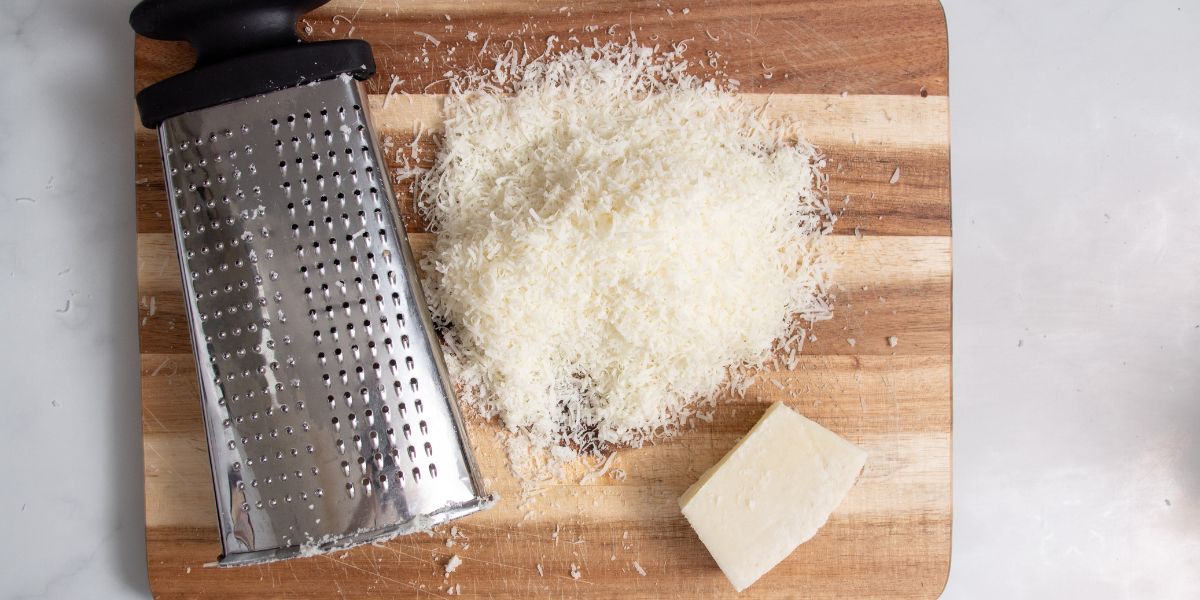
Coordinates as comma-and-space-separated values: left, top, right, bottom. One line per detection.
679, 402, 868, 592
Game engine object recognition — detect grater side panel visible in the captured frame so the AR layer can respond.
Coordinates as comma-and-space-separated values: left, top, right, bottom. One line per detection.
156, 77, 489, 563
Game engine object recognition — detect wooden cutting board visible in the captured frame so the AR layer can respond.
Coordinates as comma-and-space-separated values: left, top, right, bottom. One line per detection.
135, 1, 950, 598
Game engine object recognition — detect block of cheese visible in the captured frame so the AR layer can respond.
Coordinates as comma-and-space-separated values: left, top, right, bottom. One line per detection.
679, 402, 868, 592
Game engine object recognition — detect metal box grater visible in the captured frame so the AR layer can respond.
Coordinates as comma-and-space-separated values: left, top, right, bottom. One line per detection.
132, 0, 492, 565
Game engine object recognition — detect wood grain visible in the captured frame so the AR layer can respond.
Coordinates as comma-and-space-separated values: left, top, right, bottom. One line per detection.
136, 1, 951, 598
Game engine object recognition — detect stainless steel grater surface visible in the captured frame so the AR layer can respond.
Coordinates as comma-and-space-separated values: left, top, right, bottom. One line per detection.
159, 78, 492, 566
133, 0, 493, 565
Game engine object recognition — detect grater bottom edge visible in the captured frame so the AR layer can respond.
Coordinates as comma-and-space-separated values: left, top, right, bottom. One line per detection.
215, 494, 497, 567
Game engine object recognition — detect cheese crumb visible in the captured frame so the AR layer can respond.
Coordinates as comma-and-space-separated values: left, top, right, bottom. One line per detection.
444, 554, 462, 576
414, 31, 441, 46
632, 561, 647, 576
887, 336, 899, 347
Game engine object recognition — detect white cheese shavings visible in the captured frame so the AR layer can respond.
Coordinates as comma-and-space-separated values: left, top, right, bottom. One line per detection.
414, 39, 833, 457
414, 31, 441, 46
444, 554, 462, 576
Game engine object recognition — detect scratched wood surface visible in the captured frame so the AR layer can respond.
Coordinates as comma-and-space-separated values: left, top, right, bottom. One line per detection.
136, 1, 951, 598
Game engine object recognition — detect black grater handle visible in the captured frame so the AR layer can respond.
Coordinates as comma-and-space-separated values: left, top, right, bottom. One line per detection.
131, 0, 327, 66
131, 0, 375, 128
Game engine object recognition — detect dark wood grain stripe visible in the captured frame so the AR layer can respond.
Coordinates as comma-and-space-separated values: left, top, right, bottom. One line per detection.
136, 141, 951, 237
136, 0, 947, 98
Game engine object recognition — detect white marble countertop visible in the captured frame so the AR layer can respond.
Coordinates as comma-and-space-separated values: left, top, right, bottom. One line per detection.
1, 0, 1196, 598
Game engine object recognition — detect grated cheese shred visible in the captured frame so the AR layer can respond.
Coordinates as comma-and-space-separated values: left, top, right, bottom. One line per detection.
409, 39, 833, 457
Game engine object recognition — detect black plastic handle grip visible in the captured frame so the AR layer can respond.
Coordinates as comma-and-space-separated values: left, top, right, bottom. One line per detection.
131, 0, 375, 128
131, 0, 327, 66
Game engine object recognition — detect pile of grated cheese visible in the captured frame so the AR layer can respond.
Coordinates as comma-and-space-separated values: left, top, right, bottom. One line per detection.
410, 38, 833, 455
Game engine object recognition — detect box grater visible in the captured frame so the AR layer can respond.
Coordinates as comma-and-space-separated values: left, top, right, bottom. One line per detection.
131, 0, 492, 566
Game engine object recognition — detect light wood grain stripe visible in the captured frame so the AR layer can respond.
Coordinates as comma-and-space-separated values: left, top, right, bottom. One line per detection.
136, 233, 949, 292
366, 93, 947, 148
141, 352, 951, 435
136, 233, 950, 355
135, 93, 948, 236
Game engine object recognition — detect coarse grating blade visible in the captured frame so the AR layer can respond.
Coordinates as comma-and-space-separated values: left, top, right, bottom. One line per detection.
133, 0, 494, 564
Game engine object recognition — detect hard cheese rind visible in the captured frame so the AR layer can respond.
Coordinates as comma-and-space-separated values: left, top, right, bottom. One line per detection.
679, 402, 868, 592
